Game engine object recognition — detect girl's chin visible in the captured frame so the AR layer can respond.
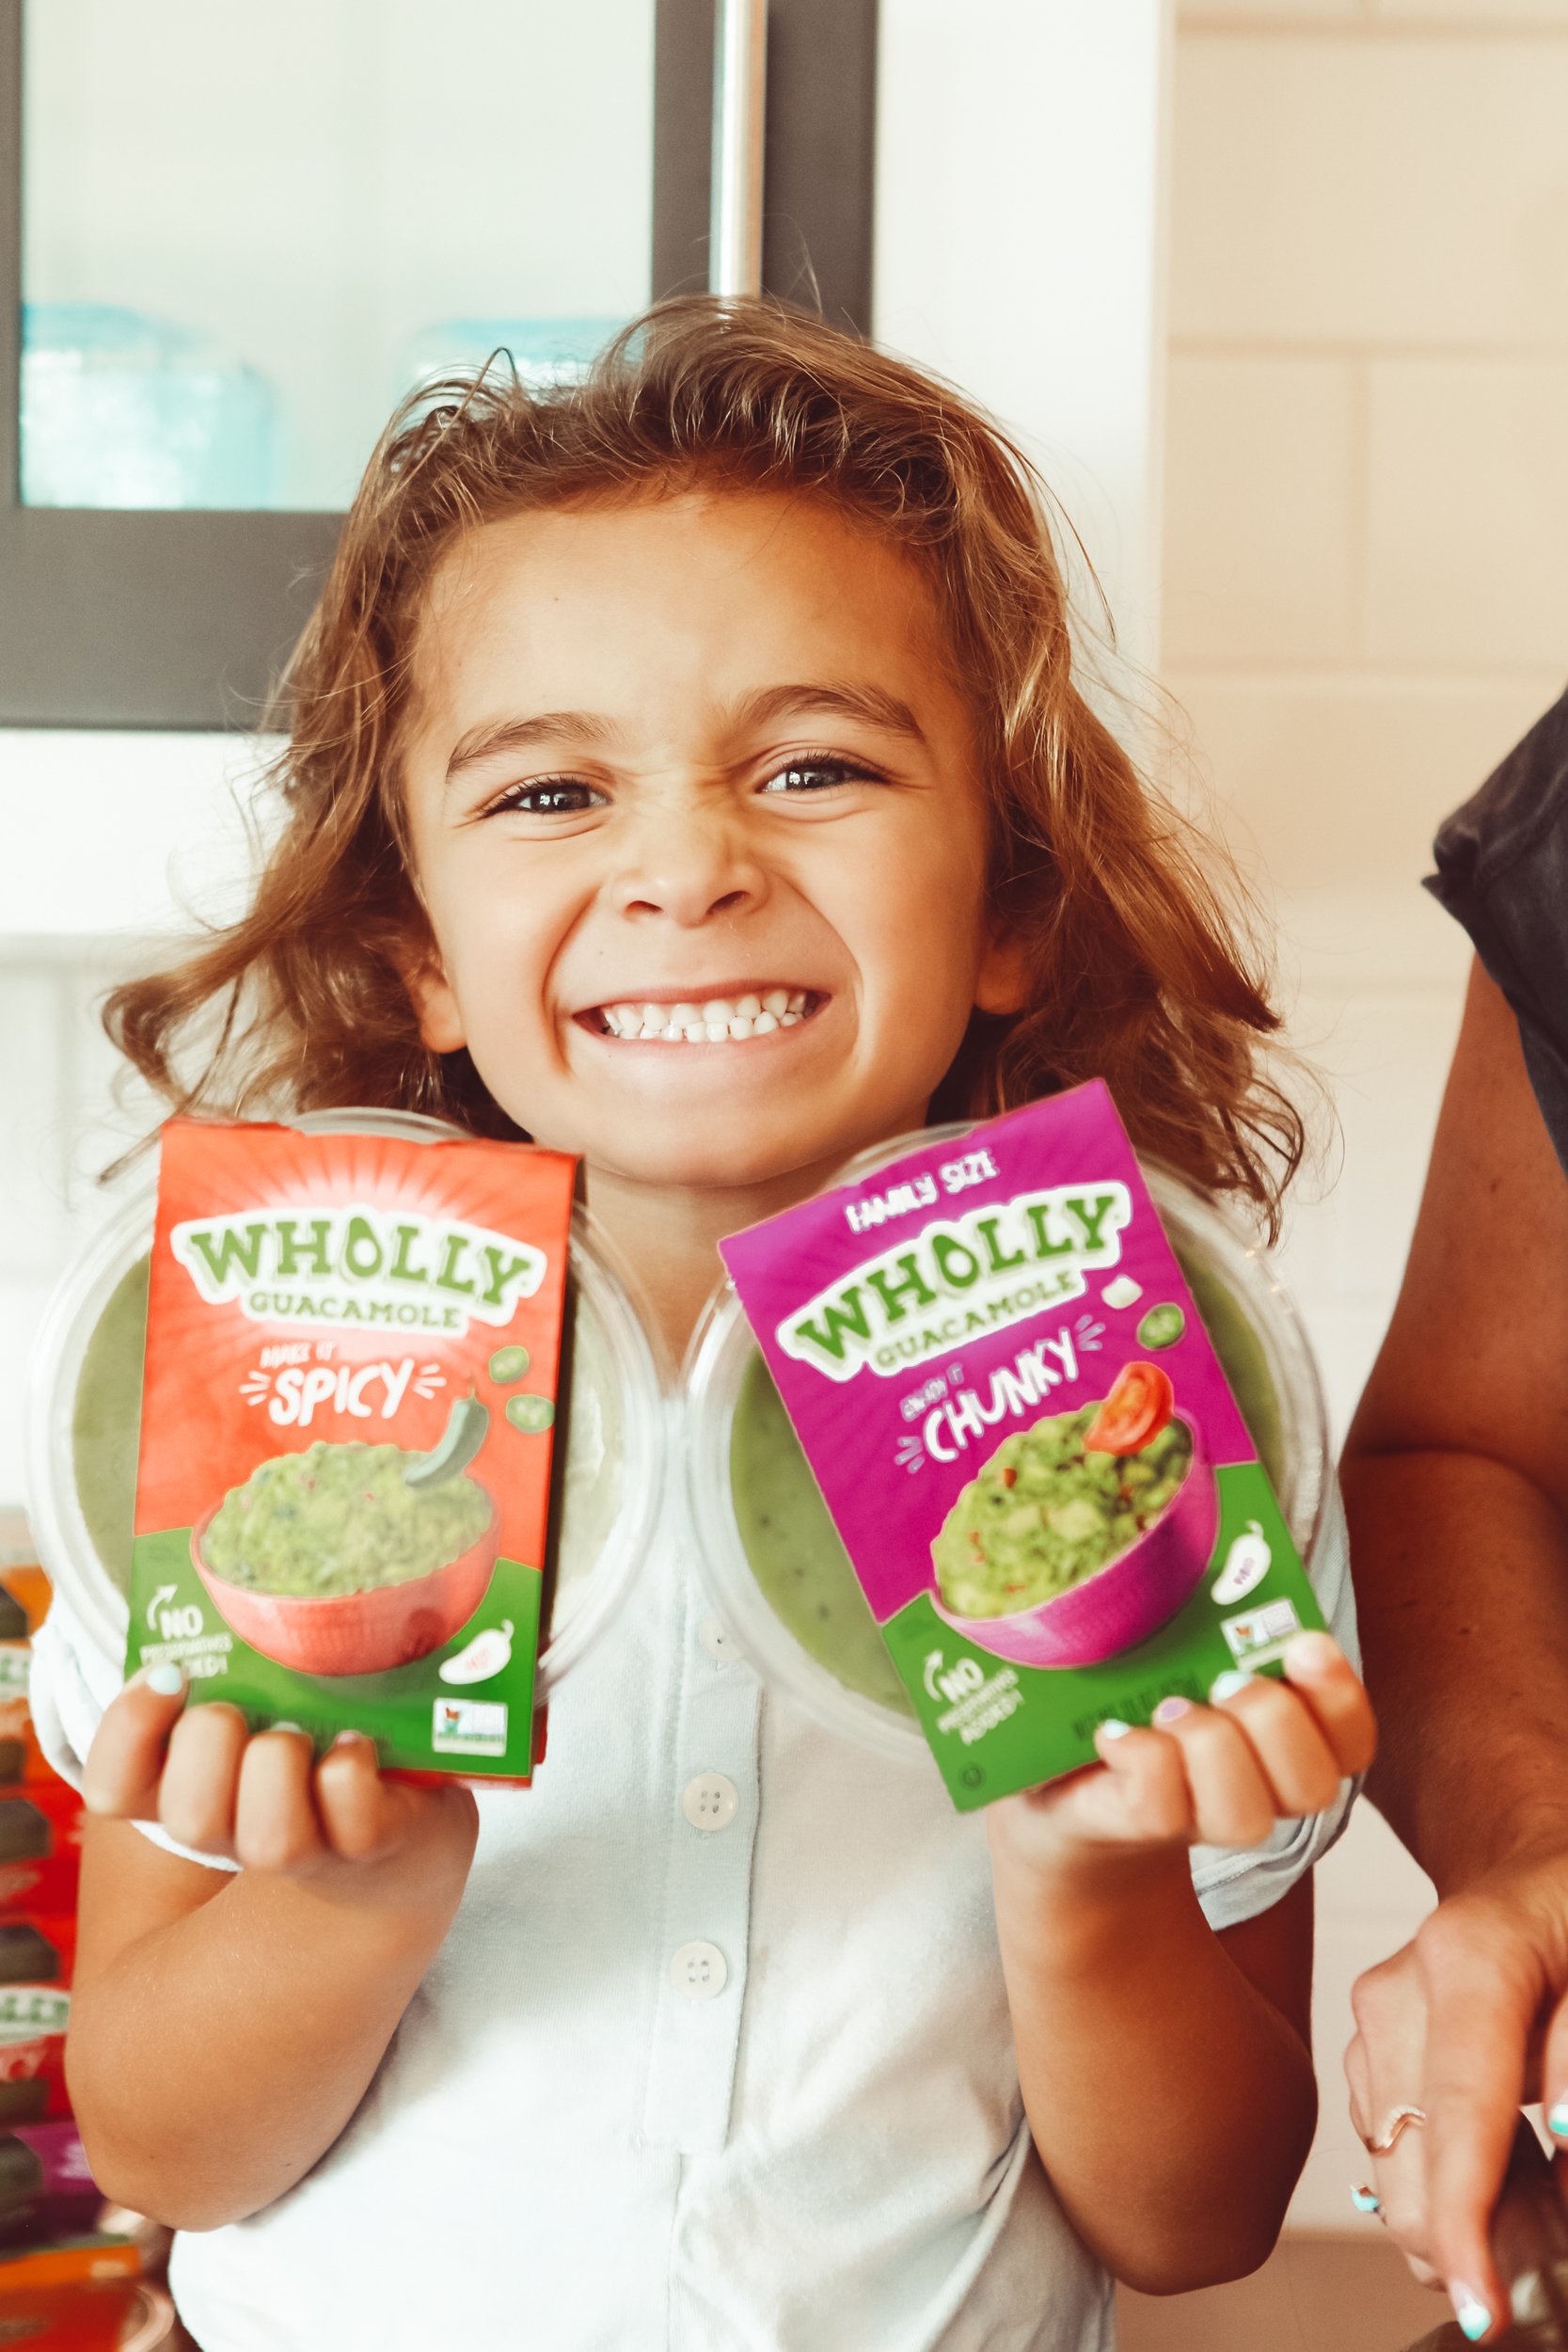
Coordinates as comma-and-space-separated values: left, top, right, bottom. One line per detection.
582, 1122, 860, 1200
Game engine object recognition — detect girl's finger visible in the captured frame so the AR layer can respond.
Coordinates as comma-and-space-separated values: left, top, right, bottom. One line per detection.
155, 1700, 250, 1856
231, 1724, 327, 1874
81, 1666, 191, 1820
1148, 1697, 1275, 1850
1280, 1633, 1378, 1778
1209, 1671, 1345, 1820
313, 1732, 398, 1863
1090, 1721, 1195, 1845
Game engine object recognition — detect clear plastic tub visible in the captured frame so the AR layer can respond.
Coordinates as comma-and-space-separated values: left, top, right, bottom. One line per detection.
683, 1121, 1330, 1759
25, 1109, 666, 1700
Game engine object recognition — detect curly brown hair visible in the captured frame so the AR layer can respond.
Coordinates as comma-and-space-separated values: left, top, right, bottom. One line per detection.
107, 295, 1303, 1232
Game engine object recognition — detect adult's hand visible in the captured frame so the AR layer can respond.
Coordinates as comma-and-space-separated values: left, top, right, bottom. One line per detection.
1342, 961, 1568, 2343
1346, 1848, 1568, 2339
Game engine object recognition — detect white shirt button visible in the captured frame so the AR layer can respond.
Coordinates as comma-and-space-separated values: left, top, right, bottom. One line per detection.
680, 1772, 739, 1834
670, 1939, 728, 2000
698, 1613, 743, 1664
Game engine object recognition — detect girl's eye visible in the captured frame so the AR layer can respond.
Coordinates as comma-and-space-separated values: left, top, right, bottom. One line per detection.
758, 755, 879, 796
485, 778, 604, 818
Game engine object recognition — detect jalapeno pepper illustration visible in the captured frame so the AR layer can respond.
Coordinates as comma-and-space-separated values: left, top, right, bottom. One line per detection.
404, 1391, 491, 1488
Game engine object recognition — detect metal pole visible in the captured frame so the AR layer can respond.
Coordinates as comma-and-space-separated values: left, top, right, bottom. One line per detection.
709, 0, 767, 297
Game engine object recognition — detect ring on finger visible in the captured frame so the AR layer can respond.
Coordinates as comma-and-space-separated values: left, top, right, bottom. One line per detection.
1362, 2104, 1427, 2156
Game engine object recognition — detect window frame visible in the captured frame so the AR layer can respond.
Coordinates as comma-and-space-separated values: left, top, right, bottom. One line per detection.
0, 0, 876, 729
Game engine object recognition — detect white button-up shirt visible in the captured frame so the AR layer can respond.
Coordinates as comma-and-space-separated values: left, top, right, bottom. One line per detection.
32, 1472, 1357, 2352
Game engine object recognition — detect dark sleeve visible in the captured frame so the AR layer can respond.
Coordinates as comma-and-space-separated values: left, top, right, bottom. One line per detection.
1425, 683, 1568, 1178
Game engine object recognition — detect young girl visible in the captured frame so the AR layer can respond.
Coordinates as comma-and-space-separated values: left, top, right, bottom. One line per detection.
39, 299, 1372, 2352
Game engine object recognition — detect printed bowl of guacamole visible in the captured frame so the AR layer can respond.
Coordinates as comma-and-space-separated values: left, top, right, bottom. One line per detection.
25, 1109, 666, 1698
684, 1124, 1329, 1757
192, 1440, 499, 1677
930, 1405, 1215, 1668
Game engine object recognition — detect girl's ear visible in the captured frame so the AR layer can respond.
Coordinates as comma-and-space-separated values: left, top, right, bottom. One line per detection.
397, 938, 467, 1055
974, 929, 1033, 1018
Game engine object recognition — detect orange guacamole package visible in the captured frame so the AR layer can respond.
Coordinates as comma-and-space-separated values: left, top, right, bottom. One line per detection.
126, 1119, 578, 1781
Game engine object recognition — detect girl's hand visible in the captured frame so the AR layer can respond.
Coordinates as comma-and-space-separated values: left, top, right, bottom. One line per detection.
989, 1632, 1375, 1885
82, 1667, 479, 1913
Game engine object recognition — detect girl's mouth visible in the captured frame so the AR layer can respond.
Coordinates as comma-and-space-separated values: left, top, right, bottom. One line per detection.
582, 988, 825, 1043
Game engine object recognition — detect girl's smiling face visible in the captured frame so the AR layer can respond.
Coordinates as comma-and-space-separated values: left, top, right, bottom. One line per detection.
400, 487, 1025, 1199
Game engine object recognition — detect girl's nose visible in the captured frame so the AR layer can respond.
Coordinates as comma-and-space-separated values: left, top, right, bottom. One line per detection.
609, 807, 769, 929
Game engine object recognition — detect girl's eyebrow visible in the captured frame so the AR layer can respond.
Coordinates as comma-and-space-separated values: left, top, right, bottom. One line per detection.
732, 682, 928, 742
443, 680, 927, 786
446, 710, 615, 782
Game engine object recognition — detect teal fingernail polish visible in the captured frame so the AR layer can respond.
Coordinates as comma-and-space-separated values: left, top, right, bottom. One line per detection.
1211, 1669, 1254, 1704
1549, 2101, 1568, 2140
1451, 2286, 1492, 2342
144, 1662, 184, 1698
1350, 2185, 1381, 2215
269, 1721, 306, 1737
1098, 1718, 1133, 1741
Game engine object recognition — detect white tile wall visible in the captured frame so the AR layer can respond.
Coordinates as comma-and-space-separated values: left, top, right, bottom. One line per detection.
1165, 0, 1568, 2234
1164, 357, 1360, 666
1171, 33, 1568, 347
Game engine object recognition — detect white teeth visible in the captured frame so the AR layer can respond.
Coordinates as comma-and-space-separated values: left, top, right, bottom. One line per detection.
594, 989, 817, 1041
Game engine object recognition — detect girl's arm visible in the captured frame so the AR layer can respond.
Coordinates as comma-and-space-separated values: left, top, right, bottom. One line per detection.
66, 1676, 478, 2231
989, 1638, 1372, 2296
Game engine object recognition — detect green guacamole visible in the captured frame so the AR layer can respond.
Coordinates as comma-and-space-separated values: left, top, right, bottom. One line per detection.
727, 1244, 1283, 1713
931, 1407, 1193, 1620
202, 1441, 492, 1597
71, 1253, 615, 1608
730, 1353, 915, 1717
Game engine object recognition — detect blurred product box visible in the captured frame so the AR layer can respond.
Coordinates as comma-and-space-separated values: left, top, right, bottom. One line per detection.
0, 2119, 101, 2246
0, 1982, 71, 2122
0, 1916, 74, 1986
0, 1512, 52, 1637
0, 2261, 171, 2350
0, 1783, 83, 1918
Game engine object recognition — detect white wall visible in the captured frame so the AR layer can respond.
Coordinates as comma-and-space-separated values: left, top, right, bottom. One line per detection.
1163, 0, 1568, 2231
875, 0, 1174, 667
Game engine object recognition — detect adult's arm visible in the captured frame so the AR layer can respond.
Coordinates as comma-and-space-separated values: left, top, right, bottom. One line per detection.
1341, 955, 1568, 2330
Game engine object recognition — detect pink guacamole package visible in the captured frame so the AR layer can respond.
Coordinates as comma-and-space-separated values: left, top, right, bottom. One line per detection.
720, 1082, 1329, 1809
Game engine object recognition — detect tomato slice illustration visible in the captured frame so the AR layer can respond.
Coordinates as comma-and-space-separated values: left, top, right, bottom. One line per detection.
1084, 1361, 1175, 1456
